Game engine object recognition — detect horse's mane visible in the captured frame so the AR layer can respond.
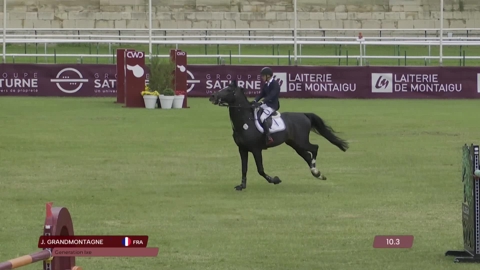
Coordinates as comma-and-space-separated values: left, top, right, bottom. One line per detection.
236, 87, 251, 105
229, 81, 253, 110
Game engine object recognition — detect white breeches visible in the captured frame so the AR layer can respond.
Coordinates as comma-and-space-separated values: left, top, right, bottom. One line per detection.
260, 104, 275, 123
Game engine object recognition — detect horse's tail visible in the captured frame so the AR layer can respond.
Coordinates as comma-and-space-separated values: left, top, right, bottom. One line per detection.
304, 113, 349, 152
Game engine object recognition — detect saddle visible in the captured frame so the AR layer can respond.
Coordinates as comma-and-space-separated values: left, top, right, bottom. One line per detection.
256, 108, 281, 129
253, 107, 285, 134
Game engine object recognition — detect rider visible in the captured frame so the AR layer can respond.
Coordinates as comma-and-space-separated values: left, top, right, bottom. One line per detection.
251, 67, 281, 145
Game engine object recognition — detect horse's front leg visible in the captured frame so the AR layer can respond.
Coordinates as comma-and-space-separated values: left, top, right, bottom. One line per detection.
251, 150, 282, 185
235, 147, 249, 191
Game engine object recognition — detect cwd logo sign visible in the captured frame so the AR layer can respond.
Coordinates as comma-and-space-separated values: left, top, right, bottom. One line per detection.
371, 73, 393, 93
177, 65, 186, 73
126, 51, 144, 59
50, 68, 88, 94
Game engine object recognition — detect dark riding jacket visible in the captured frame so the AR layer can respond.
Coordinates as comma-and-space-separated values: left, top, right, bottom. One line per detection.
255, 79, 281, 111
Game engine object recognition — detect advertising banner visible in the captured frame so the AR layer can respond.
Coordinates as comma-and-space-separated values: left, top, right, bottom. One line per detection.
0, 64, 478, 99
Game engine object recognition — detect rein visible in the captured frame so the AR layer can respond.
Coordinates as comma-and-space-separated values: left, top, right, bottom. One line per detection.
218, 103, 251, 108
218, 102, 258, 132
214, 86, 264, 133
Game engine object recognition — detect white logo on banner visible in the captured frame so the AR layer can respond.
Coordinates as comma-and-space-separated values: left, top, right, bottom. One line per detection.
273, 72, 287, 93
186, 70, 199, 93
477, 73, 480, 93
371, 73, 393, 93
50, 68, 88, 94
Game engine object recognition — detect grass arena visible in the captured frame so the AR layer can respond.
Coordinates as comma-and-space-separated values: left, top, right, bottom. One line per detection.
0, 45, 479, 269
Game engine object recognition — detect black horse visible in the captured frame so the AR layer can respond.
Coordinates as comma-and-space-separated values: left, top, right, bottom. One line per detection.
209, 80, 349, 191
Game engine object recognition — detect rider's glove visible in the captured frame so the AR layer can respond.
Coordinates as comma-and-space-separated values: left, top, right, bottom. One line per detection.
250, 101, 262, 107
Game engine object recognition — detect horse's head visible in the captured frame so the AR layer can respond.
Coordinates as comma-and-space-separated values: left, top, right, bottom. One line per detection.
209, 80, 246, 106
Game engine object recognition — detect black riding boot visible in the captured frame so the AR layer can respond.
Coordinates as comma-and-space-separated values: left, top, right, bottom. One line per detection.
262, 121, 273, 145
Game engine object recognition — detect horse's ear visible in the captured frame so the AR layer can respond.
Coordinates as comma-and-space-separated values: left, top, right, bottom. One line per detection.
231, 80, 237, 87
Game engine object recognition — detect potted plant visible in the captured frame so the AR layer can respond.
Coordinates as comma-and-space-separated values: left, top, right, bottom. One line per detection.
172, 92, 185, 109
141, 85, 159, 109
147, 55, 175, 108
159, 88, 175, 109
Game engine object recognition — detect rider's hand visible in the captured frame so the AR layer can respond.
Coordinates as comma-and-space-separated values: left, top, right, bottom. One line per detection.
250, 101, 261, 107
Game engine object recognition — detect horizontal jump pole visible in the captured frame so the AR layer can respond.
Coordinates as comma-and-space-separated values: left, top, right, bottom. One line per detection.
0, 250, 51, 270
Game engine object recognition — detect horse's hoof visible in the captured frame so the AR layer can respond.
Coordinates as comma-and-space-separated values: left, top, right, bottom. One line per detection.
234, 185, 245, 191
311, 168, 326, 180
272, 176, 282, 185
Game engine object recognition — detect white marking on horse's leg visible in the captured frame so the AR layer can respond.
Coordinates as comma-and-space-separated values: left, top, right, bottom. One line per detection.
310, 157, 318, 173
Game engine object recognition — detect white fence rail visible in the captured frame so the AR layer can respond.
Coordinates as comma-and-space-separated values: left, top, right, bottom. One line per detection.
3, 27, 480, 65
2, 38, 480, 65
5, 34, 480, 41
5, 38, 480, 46
4, 27, 480, 37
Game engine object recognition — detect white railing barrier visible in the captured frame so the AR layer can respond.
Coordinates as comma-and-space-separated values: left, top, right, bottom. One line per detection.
4, 27, 480, 36
7, 38, 480, 45
4, 34, 480, 41
2, 38, 479, 65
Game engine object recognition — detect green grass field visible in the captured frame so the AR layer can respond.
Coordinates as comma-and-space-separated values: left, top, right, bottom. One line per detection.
3, 42, 480, 66
0, 97, 478, 270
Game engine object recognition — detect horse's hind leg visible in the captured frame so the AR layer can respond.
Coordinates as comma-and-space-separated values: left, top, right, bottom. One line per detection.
307, 143, 326, 180
286, 140, 326, 180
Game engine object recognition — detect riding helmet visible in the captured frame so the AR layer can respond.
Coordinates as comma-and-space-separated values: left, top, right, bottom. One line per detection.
260, 67, 273, 76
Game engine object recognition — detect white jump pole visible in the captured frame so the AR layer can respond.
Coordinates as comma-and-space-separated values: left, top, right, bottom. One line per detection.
439, 0, 444, 66
293, 0, 297, 65
148, 0, 152, 59
2, 0, 6, 63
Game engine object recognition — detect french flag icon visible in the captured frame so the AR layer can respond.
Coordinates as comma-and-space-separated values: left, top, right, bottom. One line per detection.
123, 237, 132, 247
